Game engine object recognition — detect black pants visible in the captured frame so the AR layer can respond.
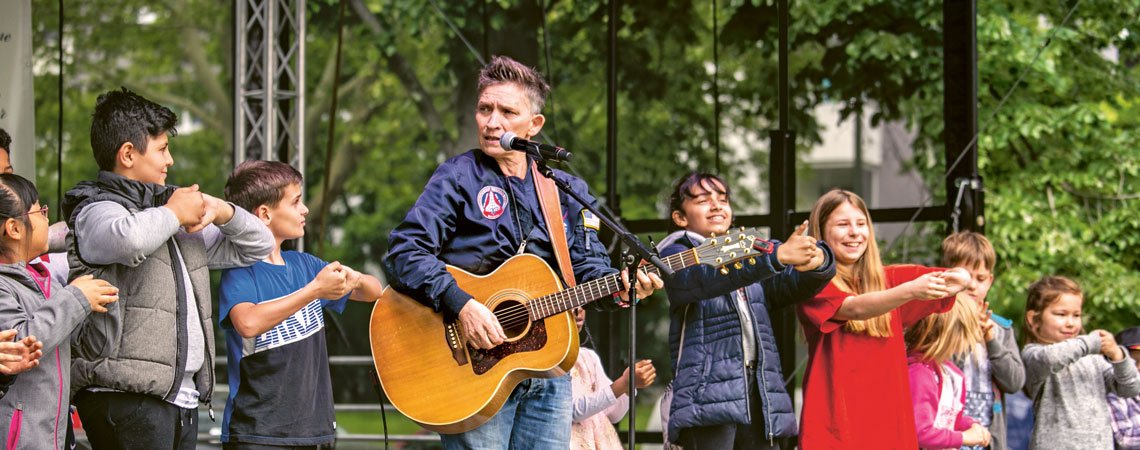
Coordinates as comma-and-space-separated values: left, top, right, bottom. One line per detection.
75, 391, 198, 450
677, 368, 785, 450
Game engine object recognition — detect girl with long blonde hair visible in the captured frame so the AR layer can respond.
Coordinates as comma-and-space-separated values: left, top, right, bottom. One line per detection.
797, 189, 973, 449
905, 298, 992, 449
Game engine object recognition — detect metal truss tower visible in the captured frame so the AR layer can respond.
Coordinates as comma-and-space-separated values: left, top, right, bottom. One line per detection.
233, 0, 306, 171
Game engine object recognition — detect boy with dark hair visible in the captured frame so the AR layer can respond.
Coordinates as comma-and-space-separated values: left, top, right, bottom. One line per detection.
0, 128, 13, 174
942, 232, 1025, 450
63, 87, 274, 449
219, 159, 382, 449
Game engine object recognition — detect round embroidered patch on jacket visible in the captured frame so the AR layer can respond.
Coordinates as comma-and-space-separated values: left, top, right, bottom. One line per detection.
478, 186, 508, 220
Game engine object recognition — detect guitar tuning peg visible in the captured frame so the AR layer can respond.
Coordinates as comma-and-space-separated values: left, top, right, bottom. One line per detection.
748, 257, 756, 265
734, 262, 743, 270
720, 267, 729, 275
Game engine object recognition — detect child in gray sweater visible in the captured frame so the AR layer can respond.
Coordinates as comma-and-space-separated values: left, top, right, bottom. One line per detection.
1021, 276, 1140, 450
0, 174, 119, 448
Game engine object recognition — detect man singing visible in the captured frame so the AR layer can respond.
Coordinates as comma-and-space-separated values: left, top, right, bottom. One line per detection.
385, 55, 663, 449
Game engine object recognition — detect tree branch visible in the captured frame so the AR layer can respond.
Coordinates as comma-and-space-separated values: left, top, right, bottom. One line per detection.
349, 0, 445, 136
305, 101, 389, 235
175, 0, 232, 130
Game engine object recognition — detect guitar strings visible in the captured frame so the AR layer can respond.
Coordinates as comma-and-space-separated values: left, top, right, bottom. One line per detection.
483, 248, 702, 330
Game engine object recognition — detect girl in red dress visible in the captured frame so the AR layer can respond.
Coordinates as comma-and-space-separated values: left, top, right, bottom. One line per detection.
797, 189, 973, 449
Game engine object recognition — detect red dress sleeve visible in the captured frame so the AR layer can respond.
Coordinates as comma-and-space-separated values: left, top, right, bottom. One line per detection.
888, 265, 956, 328
798, 281, 849, 334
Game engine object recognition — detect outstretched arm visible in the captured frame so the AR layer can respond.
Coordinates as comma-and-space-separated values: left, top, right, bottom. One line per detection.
661, 240, 785, 307
834, 269, 965, 321
342, 266, 384, 302
201, 198, 275, 269
226, 263, 353, 338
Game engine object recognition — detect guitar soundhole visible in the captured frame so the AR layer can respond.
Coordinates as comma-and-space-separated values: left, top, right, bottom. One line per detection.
493, 300, 530, 339
468, 305, 548, 375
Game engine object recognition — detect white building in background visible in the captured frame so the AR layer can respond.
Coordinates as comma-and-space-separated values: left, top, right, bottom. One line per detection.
798, 102, 932, 245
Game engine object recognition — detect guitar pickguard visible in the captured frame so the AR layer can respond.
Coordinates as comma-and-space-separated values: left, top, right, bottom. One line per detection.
468, 320, 548, 375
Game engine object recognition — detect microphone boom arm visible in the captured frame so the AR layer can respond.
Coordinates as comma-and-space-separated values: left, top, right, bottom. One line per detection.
533, 161, 673, 277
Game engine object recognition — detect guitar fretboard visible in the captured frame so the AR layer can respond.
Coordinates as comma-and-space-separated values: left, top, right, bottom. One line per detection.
525, 248, 698, 320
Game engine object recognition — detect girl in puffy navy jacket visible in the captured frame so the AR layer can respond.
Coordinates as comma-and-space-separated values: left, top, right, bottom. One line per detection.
0, 173, 118, 449
657, 172, 834, 449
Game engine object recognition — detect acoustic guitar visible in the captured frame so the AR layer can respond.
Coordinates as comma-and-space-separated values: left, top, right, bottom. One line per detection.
369, 228, 766, 433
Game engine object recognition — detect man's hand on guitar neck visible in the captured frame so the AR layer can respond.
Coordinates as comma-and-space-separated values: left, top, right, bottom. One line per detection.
616, 268, 665, 306
459, 300, 508, 350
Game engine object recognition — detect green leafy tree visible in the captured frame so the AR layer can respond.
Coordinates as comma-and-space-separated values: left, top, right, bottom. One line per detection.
30, 0, 1140, 434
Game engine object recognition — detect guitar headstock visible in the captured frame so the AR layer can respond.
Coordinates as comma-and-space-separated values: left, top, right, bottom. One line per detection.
693, 227, 769, 274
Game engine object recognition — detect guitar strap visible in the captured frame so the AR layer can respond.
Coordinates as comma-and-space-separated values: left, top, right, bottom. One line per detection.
531, 162, 577, 288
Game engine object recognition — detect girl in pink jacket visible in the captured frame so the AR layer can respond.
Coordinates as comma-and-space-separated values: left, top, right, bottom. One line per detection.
905, 297, 991, 449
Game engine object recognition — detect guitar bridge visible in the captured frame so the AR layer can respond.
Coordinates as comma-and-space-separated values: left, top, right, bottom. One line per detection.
445, 323, 469, 366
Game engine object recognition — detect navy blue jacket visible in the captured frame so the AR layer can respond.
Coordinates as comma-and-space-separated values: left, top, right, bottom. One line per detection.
659, 230, 835, 443
385, 150, 615, 318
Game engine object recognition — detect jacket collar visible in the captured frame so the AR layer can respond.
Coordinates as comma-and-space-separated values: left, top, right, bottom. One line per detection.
63, 170, 177, 220
0, 263, 38, 291
656, 230, 707, 253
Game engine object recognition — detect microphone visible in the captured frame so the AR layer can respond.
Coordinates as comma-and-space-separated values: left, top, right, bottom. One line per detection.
499, 132, 574, 162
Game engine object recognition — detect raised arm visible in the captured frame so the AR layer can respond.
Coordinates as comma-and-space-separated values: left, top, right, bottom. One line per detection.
224, 263, 352, 339
201, 197, 274, 269
1022, 333, 1101, 396
342, 265, 384, 302
834, 268, 964, 321
74, 201, 182, 267
987, 325, 1026, 393
660, 239, 785, 307
1096, 330, 1140, 398
571, 350, 623, 423
761, 241, 836, 310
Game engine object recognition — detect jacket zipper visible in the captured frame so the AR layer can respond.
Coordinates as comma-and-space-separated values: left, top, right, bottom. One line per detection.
6, 403, 22, 450
757, 329, 775, 445
54, 350, 63, 450
737, 289, 775, 444
732, 292, 753, 425
19, 264, 65, 449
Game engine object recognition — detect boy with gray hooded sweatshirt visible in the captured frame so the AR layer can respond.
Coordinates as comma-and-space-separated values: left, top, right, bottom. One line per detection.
63, 88, 273, 449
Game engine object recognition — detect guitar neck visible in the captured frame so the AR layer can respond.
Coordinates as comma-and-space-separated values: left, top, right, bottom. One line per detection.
526, 248, 697, 320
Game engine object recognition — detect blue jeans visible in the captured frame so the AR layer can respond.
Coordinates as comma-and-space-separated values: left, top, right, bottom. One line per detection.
441, 375, 572, 450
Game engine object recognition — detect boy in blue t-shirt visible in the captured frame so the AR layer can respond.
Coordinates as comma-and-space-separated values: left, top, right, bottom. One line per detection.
219, 160, 383, 449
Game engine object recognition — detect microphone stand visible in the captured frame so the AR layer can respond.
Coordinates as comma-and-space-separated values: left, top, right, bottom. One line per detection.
532, 157, 672, 448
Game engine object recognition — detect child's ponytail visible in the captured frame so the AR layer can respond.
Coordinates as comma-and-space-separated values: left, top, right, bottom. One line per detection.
0, 173, 40, 260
